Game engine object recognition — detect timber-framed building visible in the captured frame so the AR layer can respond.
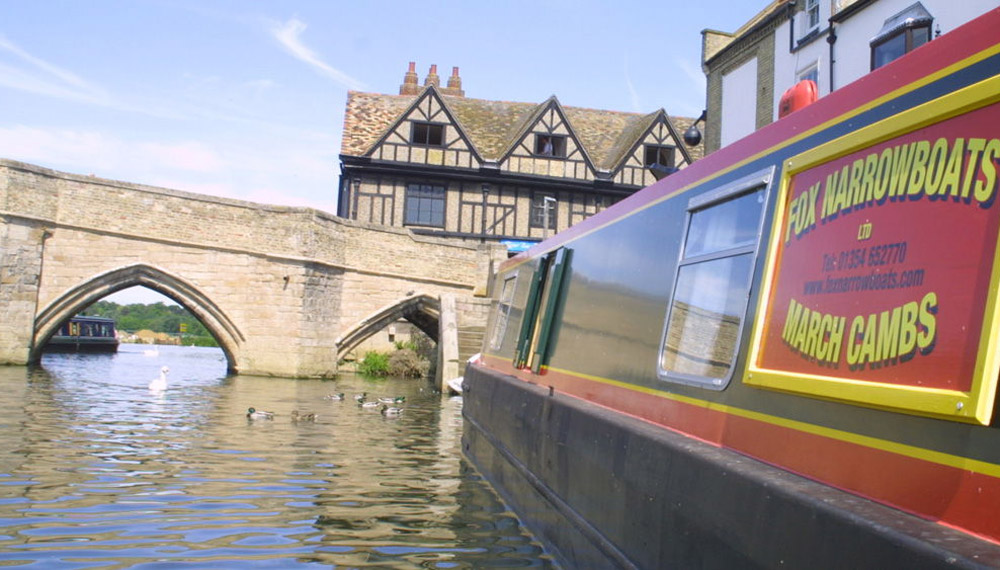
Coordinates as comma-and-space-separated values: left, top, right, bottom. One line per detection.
338, 63, 702, 253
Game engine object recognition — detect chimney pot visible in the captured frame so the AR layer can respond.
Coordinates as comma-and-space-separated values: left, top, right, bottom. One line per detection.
424, 64, 440, 88
399, 61, 420, 95
444, 65, 464, 97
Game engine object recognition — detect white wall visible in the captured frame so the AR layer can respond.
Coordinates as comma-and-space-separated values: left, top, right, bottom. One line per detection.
831, 0, 999, 91
721, 57, 759, 148
772, 19, 828, 122
770, 0, 999, 120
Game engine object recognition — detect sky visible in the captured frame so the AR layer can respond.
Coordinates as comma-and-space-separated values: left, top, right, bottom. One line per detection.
2, 0, 765, 304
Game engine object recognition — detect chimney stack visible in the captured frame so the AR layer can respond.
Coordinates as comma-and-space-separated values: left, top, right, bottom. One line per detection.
423, 64, 440, 88
442, 66, 465, 97
399, 61, 420, 95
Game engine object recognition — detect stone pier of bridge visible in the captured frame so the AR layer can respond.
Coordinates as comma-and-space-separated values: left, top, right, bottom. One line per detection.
0, 159, 505, 380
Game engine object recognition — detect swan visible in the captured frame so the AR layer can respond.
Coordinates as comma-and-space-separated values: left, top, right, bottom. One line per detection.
149, 366, 169, 391
143, 347, 159, 357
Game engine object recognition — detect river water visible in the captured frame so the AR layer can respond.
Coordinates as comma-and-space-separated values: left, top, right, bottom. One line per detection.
0, 344, 557, 569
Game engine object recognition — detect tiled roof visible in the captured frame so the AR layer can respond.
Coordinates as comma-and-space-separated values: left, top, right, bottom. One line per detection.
341, 87, 703, 168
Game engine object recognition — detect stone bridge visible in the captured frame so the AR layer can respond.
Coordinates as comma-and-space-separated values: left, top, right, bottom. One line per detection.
0, 159, 503, 380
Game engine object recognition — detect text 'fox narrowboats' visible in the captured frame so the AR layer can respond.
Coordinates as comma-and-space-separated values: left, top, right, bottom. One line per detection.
464, 8, 1000, 569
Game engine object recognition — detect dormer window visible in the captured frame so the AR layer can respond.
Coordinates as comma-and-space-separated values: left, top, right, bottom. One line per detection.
411, 122, 444, 146
644, 145, 676, 169
870, 2, 933, 71
534, 134, 566, 158
646, 144, 677, 180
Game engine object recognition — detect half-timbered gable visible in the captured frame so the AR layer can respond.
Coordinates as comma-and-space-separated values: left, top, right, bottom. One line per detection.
611, 110, 695, 187
367, 87, 480, 169
338, 63, 703, 253
500, 98, 595, 182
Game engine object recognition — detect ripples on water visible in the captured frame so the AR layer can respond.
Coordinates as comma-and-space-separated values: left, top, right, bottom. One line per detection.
0, 344, 557, 569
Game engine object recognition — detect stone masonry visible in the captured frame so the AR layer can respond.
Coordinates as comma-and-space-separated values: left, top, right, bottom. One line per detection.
0, 159, 501, 377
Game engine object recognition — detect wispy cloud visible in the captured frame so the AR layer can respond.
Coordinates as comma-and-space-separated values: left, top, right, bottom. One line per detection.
268, 17, 366, 90
623, 54, 641, 112
0, 35, 110, 104
669, 56, 708, 117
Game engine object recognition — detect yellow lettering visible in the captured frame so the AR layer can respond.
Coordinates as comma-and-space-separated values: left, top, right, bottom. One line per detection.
923, 138, 949, 196
860, 153, 878, 205
805, 310, 822, 358
889, 143, 915, 198
975, 139, 1000, 204
907, 140, 930, 197
846, 316, 865, 366
848, 157, 865, 210
875, 306, 901, 362
962, 138, 986, 199
939, 138, 964, 199
782, 298, 801, 343
899, 301, 919, 358
826, 315, 845, 364
822, 170, 840, 220
918, 291, 938, 353
874, 147, 893, 202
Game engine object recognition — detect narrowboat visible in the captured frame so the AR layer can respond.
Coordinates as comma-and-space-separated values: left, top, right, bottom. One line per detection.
44, 315, 119, 353
464, 9, 1000, 569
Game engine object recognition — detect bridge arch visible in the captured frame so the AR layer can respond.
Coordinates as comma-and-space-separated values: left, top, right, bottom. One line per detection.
31, 263, 244, 371
335, 293, 440, 362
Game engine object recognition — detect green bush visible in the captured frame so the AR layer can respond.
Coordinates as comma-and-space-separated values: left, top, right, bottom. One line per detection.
358, 350, 390, 376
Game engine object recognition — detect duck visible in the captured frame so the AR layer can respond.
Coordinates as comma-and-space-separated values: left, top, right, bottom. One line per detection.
377, 396, 406, 404
324, 393, 345, 401
381, 404, 404, 417
359, 400, 381, 409
291, 410, 318, 422
353, 392, 368, 402
246, 407, 274, 420
149, 366, 169, 391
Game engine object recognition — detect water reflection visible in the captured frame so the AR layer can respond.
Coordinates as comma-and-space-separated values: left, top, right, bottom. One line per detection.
0, 344, 556, 568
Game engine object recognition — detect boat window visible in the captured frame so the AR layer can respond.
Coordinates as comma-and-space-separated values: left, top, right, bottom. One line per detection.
513, 247, 573, 373
658, 169, 773, 389
489, 273, 519, 350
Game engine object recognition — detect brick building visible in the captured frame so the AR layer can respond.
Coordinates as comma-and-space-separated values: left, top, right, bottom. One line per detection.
701, 0, 998, 154
338, 63, 703, 254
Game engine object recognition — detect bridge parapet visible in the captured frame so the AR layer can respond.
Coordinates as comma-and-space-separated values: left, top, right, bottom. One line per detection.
0, 159, 503, 377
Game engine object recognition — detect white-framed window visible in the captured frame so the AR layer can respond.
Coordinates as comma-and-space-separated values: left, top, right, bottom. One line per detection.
657, 168, 774, 389
797, 63, 819, 86
805, 0, 820, 30
797, 0, 821, 41
530, 192, 557, 230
